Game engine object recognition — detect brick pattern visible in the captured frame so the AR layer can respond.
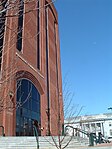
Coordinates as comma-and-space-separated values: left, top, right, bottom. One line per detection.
0, 0, 63, 136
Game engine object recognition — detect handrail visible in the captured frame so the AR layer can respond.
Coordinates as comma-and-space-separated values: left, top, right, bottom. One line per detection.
65, 125, 89, 136
0, 125, 5, 136
33, 125, 39, 149
65, 125, 110, 145
65, 125, 95, 146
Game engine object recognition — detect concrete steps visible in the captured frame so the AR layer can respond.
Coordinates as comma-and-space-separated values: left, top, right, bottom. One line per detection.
0, 136, 89, 149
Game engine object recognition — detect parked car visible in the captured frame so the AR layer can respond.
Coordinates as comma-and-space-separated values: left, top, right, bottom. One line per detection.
108, 137, 112, 142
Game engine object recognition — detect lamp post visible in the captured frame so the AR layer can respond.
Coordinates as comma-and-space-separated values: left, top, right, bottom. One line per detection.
108, 107, 112, 111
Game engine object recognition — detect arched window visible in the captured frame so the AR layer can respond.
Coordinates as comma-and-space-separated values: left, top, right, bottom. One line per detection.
16, 79, 40, 136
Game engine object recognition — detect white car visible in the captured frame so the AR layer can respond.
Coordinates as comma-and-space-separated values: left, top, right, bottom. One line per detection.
108, 137, 112, 142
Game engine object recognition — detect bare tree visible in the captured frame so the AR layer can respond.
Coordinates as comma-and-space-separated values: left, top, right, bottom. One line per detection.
44, 76, 83, 149
0, 1, 84, 148
0, 0, 57, 113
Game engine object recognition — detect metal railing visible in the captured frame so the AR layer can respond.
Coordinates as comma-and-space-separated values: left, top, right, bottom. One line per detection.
33, 125, 39, 149
65, 125, 111, 146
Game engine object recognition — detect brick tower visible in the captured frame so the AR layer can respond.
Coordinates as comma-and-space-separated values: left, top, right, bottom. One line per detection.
0, 0, 64, 136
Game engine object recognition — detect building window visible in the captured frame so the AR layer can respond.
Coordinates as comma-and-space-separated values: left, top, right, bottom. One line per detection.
85, 124, 89, 128
109, 123, 112, 127
110, 129, 112, 136
0, 0, 7, 70
16, 0, 24, 51
96, 123, 101, 127
91, 123, 95, 128
16, 79, 40, 136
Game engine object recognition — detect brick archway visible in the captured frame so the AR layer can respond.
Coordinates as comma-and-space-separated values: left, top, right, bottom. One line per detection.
16, 70, 44, 95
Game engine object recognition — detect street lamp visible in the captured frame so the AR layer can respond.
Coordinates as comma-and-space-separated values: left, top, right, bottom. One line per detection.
108, 107, 112, 111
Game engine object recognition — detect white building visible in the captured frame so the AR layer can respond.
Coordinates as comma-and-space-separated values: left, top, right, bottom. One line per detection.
64, 113, 112, 139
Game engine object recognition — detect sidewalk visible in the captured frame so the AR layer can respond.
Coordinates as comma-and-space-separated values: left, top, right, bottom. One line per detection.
79, 142, 112, 149
95, 142, 112, 147
83, 142, 112, 149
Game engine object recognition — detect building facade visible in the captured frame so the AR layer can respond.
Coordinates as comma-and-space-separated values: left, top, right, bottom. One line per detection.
64, 113, 112, 139
0, 0, 64, 136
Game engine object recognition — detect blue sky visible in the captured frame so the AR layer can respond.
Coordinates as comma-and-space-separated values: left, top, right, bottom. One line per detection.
55, 0, 112, 115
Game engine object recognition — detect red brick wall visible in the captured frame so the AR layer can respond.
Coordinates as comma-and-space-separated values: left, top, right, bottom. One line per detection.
0, 0, 63, 136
